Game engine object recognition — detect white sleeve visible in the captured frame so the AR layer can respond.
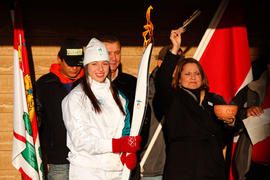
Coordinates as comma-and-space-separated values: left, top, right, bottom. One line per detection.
62, 92, 112, 155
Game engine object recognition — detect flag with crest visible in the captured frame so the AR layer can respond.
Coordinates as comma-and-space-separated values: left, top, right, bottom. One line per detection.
12, 1, 44, 179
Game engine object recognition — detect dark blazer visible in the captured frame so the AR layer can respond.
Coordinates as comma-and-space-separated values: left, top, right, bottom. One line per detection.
154, 51, 231, 180
112, 72, 137, 117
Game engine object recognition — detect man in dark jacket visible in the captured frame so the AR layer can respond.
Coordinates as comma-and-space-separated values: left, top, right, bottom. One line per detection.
35, 38, 84, 180
230, 58, 268, 180
99, 34, 137, 117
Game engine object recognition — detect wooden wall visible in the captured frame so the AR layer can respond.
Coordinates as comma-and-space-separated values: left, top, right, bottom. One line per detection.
0, 44, 18, 180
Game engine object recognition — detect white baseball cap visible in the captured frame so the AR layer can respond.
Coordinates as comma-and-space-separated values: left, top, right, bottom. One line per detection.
83, 38, 110, 66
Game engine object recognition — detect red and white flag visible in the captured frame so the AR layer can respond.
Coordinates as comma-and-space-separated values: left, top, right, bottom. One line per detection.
251, 80, 270, 165
193, 0, 252, 179
11, 1, 44, 179
193, 0, 252, 103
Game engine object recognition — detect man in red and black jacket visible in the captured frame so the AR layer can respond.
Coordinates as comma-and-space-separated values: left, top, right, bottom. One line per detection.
35, 38, 84, 180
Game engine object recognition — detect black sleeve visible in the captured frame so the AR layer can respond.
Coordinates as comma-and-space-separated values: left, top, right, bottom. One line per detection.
211, 93, 227, 105
230, 86, 248, 107
34, 80, 45, 129
229, 86, 249, 131
153, 51, 181, 119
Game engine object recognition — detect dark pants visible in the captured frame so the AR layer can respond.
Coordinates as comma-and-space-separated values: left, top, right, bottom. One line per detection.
47, 164, 69, 180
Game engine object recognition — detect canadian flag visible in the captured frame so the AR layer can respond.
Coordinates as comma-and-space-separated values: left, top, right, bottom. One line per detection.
193, 0, 253, 179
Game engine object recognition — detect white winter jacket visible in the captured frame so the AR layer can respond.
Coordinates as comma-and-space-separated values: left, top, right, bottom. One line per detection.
62, 77, 130, 171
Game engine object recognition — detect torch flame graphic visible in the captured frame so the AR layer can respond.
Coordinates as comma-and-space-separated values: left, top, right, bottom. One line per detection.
142, 5, 154, 47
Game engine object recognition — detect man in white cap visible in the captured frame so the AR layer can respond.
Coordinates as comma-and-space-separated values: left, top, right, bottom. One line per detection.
35, 38, 84, 180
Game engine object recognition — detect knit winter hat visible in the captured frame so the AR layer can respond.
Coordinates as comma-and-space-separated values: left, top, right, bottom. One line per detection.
84, 38, 110, 66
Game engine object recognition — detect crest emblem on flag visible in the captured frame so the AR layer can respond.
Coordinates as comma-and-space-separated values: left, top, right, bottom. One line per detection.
11, 1, 44, 179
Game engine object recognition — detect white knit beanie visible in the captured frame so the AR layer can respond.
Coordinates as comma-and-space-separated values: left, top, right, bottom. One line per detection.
83, 38, 110, 66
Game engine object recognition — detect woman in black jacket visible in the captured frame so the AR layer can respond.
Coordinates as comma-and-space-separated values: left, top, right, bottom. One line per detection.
154, 28, 235, 180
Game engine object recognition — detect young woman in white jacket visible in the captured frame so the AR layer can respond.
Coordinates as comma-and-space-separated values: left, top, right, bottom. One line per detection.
62, 38, 141, 180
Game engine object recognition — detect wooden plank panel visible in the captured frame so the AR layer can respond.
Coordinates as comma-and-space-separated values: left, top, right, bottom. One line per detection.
0, 46, 160, 56
0, 45, 259, 59
0, 46, 260, 95
122, 46, 197, 57
0, 94, 12, 113
1, 46, 258, 78
31, 55, 152, 77
0, 55, 55, 75
31, 46, 59, 56
30, 46, 150, 56
0, 48, 194, 93
0, 55, 154, 78
2, 46, 161, 57
0, 60, 154, 93
0, 75, 13, 94
0, 169, 21, 180
121, 55, 156, 77
0, 151, 14, 170
30, 46, 146, 56
121, 47, 144, 56
0, 74, 45, 94
0, 56, 13, 75
32, 56, 57, 76
0, 132, 12, 151
0, 113, 12, 131
0, 46, 13, 56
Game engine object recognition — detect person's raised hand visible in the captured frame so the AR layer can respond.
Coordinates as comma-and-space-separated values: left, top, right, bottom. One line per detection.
170, 27, 183, 55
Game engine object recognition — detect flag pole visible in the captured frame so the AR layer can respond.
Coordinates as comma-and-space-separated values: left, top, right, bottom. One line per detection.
140, 123, 162, 174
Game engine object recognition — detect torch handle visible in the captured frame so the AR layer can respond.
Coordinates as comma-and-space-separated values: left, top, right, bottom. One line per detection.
181, 9, 201, 32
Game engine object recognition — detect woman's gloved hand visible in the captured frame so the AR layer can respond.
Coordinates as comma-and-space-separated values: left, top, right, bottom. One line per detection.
112, 136, 141, 153
120, 152, 137, 170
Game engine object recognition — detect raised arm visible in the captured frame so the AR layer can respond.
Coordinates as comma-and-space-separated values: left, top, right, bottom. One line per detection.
154, 28, 183, 115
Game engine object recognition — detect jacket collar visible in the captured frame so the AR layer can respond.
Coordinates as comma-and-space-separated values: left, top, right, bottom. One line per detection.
50, 63, 84, 83
88, 76, 110, 89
